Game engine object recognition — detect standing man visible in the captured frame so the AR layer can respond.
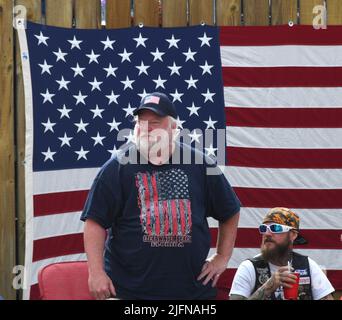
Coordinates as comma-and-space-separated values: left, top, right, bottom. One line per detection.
81, 92, 240, 300
229, 207, 335, 300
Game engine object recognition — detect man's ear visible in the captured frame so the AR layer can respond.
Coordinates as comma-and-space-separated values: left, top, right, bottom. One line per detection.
290, 230, 298, 242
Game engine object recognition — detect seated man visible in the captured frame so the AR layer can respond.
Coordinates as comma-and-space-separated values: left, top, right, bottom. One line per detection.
229, 207, 335, 300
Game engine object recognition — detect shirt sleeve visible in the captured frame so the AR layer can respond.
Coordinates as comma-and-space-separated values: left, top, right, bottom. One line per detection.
308, 258, 335, 300
80, 160, 122, 229
205, 165, 241, 222
229, 260, 256, 298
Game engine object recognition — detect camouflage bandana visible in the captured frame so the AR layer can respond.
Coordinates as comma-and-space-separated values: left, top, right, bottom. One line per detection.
262, 207, 300, 229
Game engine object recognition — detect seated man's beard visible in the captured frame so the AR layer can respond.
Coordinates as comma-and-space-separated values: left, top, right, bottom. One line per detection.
261, 237, 292, 263
136, 133, 171, 158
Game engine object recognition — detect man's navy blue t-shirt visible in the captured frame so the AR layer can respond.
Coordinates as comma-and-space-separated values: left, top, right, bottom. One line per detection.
81, 143, 240, 299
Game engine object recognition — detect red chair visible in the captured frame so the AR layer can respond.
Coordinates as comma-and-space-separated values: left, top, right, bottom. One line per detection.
38, 261, 94, 300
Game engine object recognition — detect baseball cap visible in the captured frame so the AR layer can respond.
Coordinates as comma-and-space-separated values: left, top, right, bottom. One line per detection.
133, 92, 177, 119
262, 207, 308, 245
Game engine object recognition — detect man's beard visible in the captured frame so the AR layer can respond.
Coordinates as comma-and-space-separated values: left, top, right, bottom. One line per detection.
261, 235, 292, 264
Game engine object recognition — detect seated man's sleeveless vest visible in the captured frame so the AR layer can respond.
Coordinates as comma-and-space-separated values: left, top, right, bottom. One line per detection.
249, 252, 313, 300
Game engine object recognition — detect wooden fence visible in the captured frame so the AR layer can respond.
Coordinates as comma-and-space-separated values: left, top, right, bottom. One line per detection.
1, 0, 342, 300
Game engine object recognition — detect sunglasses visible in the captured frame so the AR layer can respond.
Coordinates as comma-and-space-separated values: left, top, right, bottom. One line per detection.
259, 223, 294, 234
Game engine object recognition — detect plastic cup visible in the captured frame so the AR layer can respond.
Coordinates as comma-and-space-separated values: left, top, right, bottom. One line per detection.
283, 272, 300, 300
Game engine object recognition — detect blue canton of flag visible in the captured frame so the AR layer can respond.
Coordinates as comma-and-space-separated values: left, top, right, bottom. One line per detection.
27, 22, 226, 171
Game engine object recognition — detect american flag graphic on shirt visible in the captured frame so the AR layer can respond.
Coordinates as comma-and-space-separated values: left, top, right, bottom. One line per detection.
136, 169, 192, 247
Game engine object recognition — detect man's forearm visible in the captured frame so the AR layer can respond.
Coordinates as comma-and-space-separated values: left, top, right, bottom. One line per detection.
84, 219, 107, 274
217, 212, 240, 259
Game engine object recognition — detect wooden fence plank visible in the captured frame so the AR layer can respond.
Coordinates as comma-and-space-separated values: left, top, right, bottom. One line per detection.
0, 0, 16, 300
243, 0, 270, 26
14, 0, 42, 300
74, 0, 101, 28
106, 0, 131, 28
45, 0, 73, 27
216, 0, 241, 26
134, 0, 160, 27
162, 0, 187, 27
300, 0, 325, 25
272, 0, 298, 25
189, 0, 214, 26
327, 0, 342, 24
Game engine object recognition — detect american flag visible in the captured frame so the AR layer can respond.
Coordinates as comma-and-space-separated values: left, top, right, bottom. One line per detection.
18, 22, 342, 300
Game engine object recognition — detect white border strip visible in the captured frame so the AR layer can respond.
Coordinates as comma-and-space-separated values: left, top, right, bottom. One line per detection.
17, 25, 34, 300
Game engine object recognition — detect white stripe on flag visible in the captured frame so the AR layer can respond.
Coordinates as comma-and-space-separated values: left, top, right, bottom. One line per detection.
220, 46, 342, 67
226, 127, 342, 149
224, 87, 342, 107
208, 248, 342, 270
33, 212, 84, 240
223, 167, 342, 189
208, 208, 342, 230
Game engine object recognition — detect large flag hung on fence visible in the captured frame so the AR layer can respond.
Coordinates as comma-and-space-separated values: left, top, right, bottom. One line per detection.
18, 22, 342, 300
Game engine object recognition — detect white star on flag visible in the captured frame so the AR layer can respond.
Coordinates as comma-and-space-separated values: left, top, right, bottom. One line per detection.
189, 130, 202, 143
170, 89, 184, 103
56, 76, 70, 91
34, 31, 49, 46
57, 104, 72, 119
166, 35, 180, 48
75, 147, 89, 160
91, 132, 106, 146
176, 117, 186, 129
53, 48, 68, 62
153, 75, 167, 89
71, 63, 85, 77
86, 50, 100, 64
138, 89, 150, 100
68, 36, 83, 50
106, 91, 120, 105
134, 33, 148, 47
200, 61, 214, 75
74, 119, 89, 133
205, 144, 217, 157
101, 36, 115, 50
187, 102, 201, 117
58, 133, 73, 147
88, 77, 103, 91
124, 131, 135, 144
198, 32, 213, 47
202, 89, 216, 103
136, 61, 150, 76
41, 118, 56, 133
185, 75, 199, 89
103, 63, 118, 78
108, 145, 120, 158
168, 62, 182, 76
40, 89, 55, 104
38, 60, 53, 75
123, 104, 136, 118
121, 76, 135, 90
41, 147, 56, 162
107, 118, 122, 132
151, 48, 165, 62
204, 116, 218, 129
182, 48, 197, 62
118, 48, 133, 63
90, 105, 105, 119
73, 91, 88, 105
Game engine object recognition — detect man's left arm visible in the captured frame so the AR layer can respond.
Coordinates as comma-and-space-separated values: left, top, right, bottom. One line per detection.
197, 212, 240, 286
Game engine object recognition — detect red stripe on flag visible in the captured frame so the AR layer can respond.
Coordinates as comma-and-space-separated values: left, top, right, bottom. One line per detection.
226, 147, 342, 169
225, 107, 342, 128
34, 190, 89, 217
234, 188, 342, 209
210, 228, 342, 250
29, 283, 41, 300
179, 200, 186, 235
163, 201, 169, 235
222, 67, 342, 87
219, 25, 342, 46
142, 173, 152, 236
171, 200, 178, 236
151, 174, 161, 236
33, 233, 84, 262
